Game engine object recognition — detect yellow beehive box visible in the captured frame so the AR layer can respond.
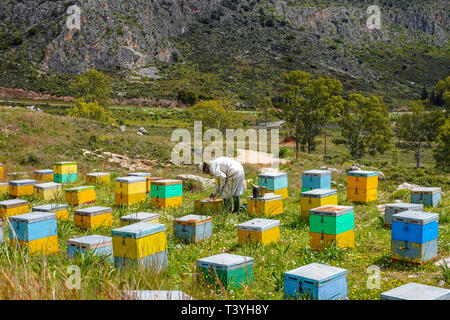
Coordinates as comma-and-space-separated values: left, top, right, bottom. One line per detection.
33, 169, 54, 182
238, 218, 280, 244
347, 170, 378, 190
194, 198, 224, 213
310, 229, 355, 250
248, 193, 283, 216
268, 187, 288, 200
300, 189, 338, 219
53, 161, 77, 175
11, 235, 59, 255
32, 204, 70, 220
347, 188, 378, 203
115, 193, 147, 206
0, 164, 4, 180
115, 177, 146, 195
34, 182, 63, 201
0, 182, 8, 194
65, 186, 96, 206
9, 179, 36, 197
126, 173, 162, 193
151, 196, 183, 209
86, 172, 110, 184
0, 199, 29, 219
74, 206, 113, 229
120, 212, 160, 226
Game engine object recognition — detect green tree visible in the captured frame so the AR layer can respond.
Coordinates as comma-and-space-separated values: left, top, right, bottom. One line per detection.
177, 89, 198, 106
334, 94, 392, 161
259, 96, 276, 125
70, 69, 112, 104
187, 100, 235, 132
433, 119, 450, 172
435, 76, 450, 109
68, 98, 113, 123
421, 85, 428, 101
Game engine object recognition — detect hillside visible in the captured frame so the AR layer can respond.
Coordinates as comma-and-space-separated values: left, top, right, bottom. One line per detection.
0, 0, 448, 107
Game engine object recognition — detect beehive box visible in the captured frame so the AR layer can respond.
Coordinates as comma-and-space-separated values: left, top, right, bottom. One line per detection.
112, 222, 167, 271
9, 212, 58, 255
347, 187, 378, 203
258, 172, 288, 199
300, 189, 338, 219
115, 177, 147, 206
384, 203, 424, 226
120, 212, 160, 226
53, 161, 77, 183
9, 179, 36, 197
391, 211, 439, 264
194, 198, 224, 213
381, 282, 450, 300
34, 182, 62, 201
284, 263, 348, 300
174, 214, 212, 243
411, 187, 442, 207
309, 205, 355, 249
0, 199, 29, 219
74, 206, 113, 229
0, 182, 8, 194
301, 170, 331, 192
33, 169, 54, 182
0, 221, 3, 244
248, 193, 283, 216
86, 172, 110, 184
238, 218, 280, 244
67, 235, 113, 261
65, 186, 96, 206
347, 170, 378, 203
150, 179, 183, 209
127, 172, 155, 193
122, 290, 194, 300
0, 164, 3, 180
32, 204, 69, 220
197, 253, 254, 289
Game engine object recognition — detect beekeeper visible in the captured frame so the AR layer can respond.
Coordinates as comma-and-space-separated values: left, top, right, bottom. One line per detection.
200, 157, 245, 213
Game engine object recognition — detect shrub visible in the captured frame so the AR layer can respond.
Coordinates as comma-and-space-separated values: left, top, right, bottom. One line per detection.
177, 89, 198, 106
390, 189, 411, 200
68, 98, 113, 123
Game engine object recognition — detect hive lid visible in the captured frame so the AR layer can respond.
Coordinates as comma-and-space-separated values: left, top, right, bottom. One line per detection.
34, 169, 53, 174
300, 189, 337, 198
174, 214, 212, 224
116, 176, 146, 183
258, 172, 287, 178
86, 172, 109, 177
238, 218, 280, 231
148, 177, 164, 181
248, 193, 283, 201
381, 282, 450, 300
152, 179, 182, 186
66, 185, 95, 192
347, 170, 378, 177
392, 211, 439, 225
67, 235, 112, 249
310, 205, 354, 217
9, 179, 36, 186
302, 170, 331, 177
197, 253, 254, 268
74, 206, 112, 216
123, 290, 193, 300
34, 182, 61, 190
411, 187, 441, 194
54, 161, 77, 165
385, 203, 424, 211
0, 199, 28, 208
32, 204, 68, 212
120, 212, 160, 222
111, 222, 166, 238
9, 211, 56, 223
285, 263, 348, 284
127, 172, 152, 177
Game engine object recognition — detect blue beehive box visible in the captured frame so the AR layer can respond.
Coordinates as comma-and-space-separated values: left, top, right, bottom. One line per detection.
302, 170, 331, 191
411, 187, 442, 207
9, 211, 57, 242
284, 263, 348, 300
67, 235, 113, 261
384, 203, 424, 226
381, 282, 450, 300
173, 214, 212, 243
258, 172, 288, 190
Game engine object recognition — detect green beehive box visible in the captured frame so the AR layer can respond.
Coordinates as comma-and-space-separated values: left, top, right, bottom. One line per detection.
309, 205, 354, 235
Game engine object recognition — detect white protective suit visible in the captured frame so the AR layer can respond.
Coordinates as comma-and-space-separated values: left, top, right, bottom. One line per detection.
209, 157, 245, 199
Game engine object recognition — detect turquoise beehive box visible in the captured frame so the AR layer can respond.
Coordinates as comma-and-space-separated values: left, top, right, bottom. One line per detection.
9, 211, 57, 242
309, 205, 354, 235
67, 235, 113, 261
381, 282, 450, 300
302, 170, 331, 192
150, 179, 183, 198
411, 187, 442, 207
258, 172, 288, 190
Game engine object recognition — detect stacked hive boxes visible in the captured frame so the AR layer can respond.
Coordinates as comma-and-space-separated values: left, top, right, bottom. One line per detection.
411, 187, 442, 207
301, 170, 331, 192
74, 206, 113, 229
115, 177, 146, 206
0, 182, 8, 194
120, 212, 160, 226
67, 235, 113, 261
53, 161, 77, 183
258, 172, 288, 199
237, 218, 280, 245
127, 173, 153, 193
391, 211, 439, 264
9, 212, 58, 255
112, 222, 168, 271
300, 189, 337, 220
381, 282, 450, 300
86, 172, 110, 184
122, 290, 193, 300
248, 193, 283, 216
33, 169, 54, 182
151, 179, 183, 209
347, 170, 378, 203
194, 199, 224, 213
173, 214, 212, 243
197, 253, 254, 289
309, 205, 355, 250
32, 204, 69, 220
384, 203, 423, 227
34, 182, 62, 201
284, 263, 348, 300
9, 179, 36, 197
65, 186, 96, 206
0, 199, 29, 219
